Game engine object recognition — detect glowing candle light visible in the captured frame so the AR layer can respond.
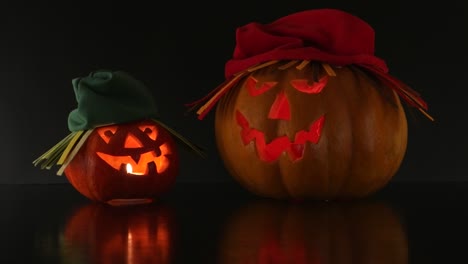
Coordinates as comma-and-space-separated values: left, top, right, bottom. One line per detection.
126, 163, 143, 175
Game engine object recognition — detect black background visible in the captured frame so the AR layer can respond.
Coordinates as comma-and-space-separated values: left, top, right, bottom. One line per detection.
1, 1, 466, 184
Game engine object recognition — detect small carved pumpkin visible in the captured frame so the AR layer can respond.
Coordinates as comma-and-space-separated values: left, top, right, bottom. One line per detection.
215, 63, 407, 200
64, 119, 179, 204
62, 202, 174, 264
33, 70, 204, 205
219, 200, 408, 264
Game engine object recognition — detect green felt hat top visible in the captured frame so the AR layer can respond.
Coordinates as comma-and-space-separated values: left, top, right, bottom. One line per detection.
68, 70, 159, 132
33, 69, 205, 174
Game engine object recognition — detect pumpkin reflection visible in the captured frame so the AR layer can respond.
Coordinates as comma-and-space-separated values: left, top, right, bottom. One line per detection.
61, 202, 175, 264
219, 200, 408, 264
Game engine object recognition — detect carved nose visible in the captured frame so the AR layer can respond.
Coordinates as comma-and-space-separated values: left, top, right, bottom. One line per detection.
124, 133, 143, 148
268, 91, 290, 120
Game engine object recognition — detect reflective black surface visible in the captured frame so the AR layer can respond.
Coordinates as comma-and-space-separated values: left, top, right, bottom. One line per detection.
1, 181, 466, 264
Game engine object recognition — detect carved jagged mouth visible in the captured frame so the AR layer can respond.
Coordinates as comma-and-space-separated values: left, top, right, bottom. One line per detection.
236, 110, 325, 162
96, 151, 169, 174
118, 160, 156, 175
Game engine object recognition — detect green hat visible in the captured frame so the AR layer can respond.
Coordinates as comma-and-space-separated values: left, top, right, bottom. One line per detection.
68, 70, 159, 131
34, 69, 205, 175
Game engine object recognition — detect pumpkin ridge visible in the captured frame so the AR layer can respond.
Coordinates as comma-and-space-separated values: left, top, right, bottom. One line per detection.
341, 67, 379, 197
346, 119, 359, 196
335, 67, 358, 198
369, 90, 407, 194
276, 113, 292, 198
87, 137, 107, 202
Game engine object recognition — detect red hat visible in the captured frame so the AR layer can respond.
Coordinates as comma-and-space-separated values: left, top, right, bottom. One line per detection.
188, 9, 431, 121
225, 8, 387, 78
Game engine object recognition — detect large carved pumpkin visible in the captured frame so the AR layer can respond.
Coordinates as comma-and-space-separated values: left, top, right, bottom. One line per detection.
61, 202, 174, 264
187, 9, 432, 200
215, 63, 407, 200
64, 119, 179, 205
219, 200, 408, 264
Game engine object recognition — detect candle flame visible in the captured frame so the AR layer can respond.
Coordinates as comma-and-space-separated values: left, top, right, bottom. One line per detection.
126, 163, 144, 175
126, 163, 133, 174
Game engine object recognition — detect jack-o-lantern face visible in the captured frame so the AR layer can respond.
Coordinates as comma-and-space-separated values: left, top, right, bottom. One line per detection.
64, 119, 179, 204
95, 123, 171, 174
236, 74, 327, 162
215, 61, 408, 200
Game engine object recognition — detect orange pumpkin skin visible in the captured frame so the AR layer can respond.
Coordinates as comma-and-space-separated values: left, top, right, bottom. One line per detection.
215, 64, 407, 200
64, 119, 179, 203
219, 201, 408, 264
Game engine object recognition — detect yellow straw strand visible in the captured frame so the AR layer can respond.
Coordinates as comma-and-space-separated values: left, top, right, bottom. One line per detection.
42, 141, 69, 169
196, 60, 279, 117
418, 108, 435, 121
278, 60, 299, 70
33, 132, 76, 165
56, 129, 94, 176
322, 63, 337, 76
153, 119, 206, 158
57, 130, 84, 165
247, 60, 279, 72
296, 60, 310, 70
196, 72, 248, 115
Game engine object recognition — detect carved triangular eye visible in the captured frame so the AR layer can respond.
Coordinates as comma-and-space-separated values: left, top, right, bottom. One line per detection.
124, 134, 143, 148
138, 125, 157, 140
97, 125, 118, 144
290, 75, 328, 94
246, 76, 277, 96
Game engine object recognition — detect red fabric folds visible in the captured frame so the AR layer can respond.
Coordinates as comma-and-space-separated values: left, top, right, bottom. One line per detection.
188, 8, 431, 120
225, 9, 388, 78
